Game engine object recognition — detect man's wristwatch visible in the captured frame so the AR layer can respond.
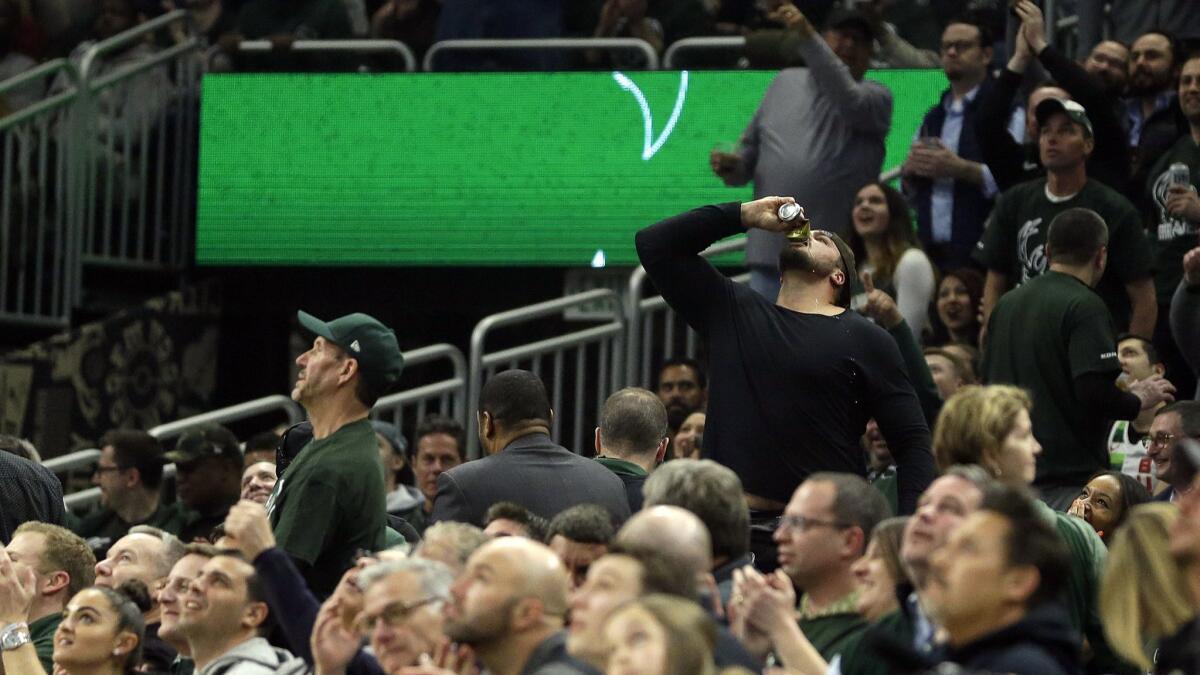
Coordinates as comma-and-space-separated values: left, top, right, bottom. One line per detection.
0, 622, 31, 651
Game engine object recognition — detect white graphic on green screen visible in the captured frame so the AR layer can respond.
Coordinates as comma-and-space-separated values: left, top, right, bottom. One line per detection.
612, 70, 689, 160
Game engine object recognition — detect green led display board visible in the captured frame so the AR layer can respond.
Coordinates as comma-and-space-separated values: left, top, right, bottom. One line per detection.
196, 69, 946, 266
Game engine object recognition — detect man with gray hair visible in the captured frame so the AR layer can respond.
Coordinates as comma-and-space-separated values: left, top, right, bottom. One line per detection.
642, 459, 752, 602
311, 557, 455, 675
594, 387, 669, 512
414, 521, 488, 575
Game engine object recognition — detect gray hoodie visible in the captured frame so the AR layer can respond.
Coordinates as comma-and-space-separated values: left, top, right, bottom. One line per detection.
196, 637, 306, 675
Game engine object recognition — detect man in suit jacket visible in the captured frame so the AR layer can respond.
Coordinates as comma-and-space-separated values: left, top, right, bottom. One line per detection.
430, 370, 631, 526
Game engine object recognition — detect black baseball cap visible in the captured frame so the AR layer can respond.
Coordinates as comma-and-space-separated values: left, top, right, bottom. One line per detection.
298, 311, 405, 395
164, 424, 242, 465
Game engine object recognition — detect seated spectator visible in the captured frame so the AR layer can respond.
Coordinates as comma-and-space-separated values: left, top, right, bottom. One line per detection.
0, 564, 150, 675
863, 419, 898, 513
940, 343, 979, 382
928, 268, 983, 347
0, 434, 39, 461
546, 504, 615, 591
441, 537, 591, 674
729, 473, 889, 665
3, 522, 96, 672
178, 552, 302, 672
1162, 448, 1200, 671
850, 516, 909, 623
603, 594, 725, 675
165, 424, 244, 544
311, 557, 454, 675
672, 411, 704, 461
240, 461, 277, 505
587, 0, 663, 68
1147, 402, 1200, 502
849, 182, 935, 338
154, 542, 217, 673
370, 0, 439, 60
242, 431, 279, 467
412, 521, 486, 575
371, 420, 420, 519
641, 460, 751, 605
93, 526, 186, 672
594, 387, 668, 512
482, 501, 548, 540
0, 446, 66, 544
1100, 502, 1194, 671
922, 483, 1077, 674
1173, 247, 1200, 397
74, 430, 186, 557
1108, 333, 1168, 491
0, 0, 39, 115
923, 347, 973, 401
396, 415, 466, 536
655, 358, 707, 444
1067, 471, 1151, 542
431, 369, 630, 526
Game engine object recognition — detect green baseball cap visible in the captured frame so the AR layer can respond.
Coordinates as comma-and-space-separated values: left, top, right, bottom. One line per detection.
298, 310, 405, 395
164, 424, 242, 465
1035, 97, 1093, 138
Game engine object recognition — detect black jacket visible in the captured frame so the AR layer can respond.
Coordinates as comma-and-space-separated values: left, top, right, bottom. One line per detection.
940, 603, 1082, 675
1155, 616, 1200, 674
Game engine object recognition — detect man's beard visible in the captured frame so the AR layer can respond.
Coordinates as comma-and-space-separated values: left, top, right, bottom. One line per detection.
779, 244, 838, 277
1127, 69, 1170, 98
666, 405, 689, 431
444, 597, 516, 646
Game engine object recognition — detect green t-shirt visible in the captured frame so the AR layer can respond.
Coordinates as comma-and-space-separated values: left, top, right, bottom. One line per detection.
267, 418, 386, 598
798, 612, 869, 662
71, 501, 190, 556
975, 178, 1153, 331
839, 609, 915, 675
29, 612, 61, 673
1144, 136, 1200, 305
982, 271, 1122, 485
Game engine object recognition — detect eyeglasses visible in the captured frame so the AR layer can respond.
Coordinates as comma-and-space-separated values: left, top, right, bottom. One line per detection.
354, 597, 442, 634
777, 514, 849, 533
940, 40, 979, 53
1147, 432, 1178, 448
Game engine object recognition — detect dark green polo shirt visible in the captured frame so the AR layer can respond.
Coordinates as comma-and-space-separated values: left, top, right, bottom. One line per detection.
796, 591, 868, 662
594, 457, 648, 477
267, 418, 386, 597
30, 612, 61, 673
71, 501, 189, 556
982, 271, 1122, 486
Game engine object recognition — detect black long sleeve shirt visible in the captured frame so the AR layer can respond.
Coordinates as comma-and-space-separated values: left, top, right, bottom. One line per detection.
635, 203, 935, 513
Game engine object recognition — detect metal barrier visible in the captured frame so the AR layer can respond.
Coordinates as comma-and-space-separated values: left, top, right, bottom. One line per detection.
424, 38, 660, 71
77, 10, 203, 271
624, 238, 748, 388
0, 59, 83, 328
468, 289, 625, 458
148, 394, 304, 441
229, 39, 418, 72
663, 37, 746, 70
371, 343, 469, 434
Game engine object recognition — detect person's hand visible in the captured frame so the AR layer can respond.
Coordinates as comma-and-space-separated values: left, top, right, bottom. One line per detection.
222, 500, 276, 561
905, 140, 967, 180
1183, 246, 1200, 287
710, 149, 744, 185
1067, 496, 1087, 520
0, 548, 35, 624
1129, 374, 1177, 410
1013, 1, 1047, 53
859, 272, 904, 329
1166, 185, 1200, 222
1006, 21, 1033, 73
740, 567, 797, 639
740, 196, 802, 233
767, 3, 814, 37
728, 567, 774, 660
312, 597, 360, 675
396, 640, 478, 675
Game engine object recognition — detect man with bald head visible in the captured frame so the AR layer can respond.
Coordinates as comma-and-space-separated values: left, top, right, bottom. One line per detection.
443, 537, 592, 674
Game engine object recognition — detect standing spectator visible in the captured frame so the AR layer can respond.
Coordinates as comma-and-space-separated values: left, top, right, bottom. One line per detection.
1082, 40, 1130, 99
928, 268, 983, 347
0, 450, 65, 546
165, 425, 244, 544
369, 0, 439, 61
635, 196, 935, 518
430, 370, 630, 526
1107, 334, 1167, 490
1173, 247, 1200, 397
594, 387, 668, 512
1076, 1, 1200, 64
848, 182, 935, 339
976, 99, 1156, 336
903, 16, 998, 272
266, 310, 404, 598
3, 523, 95, 673
1146, 54, 1200, 399
654, 358, 707, 440
710, 4, 891, 300
1146, 402, 1200, 502
545, 504, 614, 591
641, 460, 752, 603
394, 415, 465, 536
1125, 30, 1190, 189
73, 430, 185, 556
982, 208, 1174, 508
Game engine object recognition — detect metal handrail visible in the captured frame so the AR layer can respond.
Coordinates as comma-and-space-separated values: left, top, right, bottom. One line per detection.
64, 463, 178, 511
468, 288, 625, 457
148, 394, 304, 441
87, 38, 201, 91
372, 343, 469, 425
663, 36, 746, 69
236, 39, 418, 72
43, 448, 102, 474
0, 58, 76, 96
424, 38, 660, 71
79, 9, 190, 80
